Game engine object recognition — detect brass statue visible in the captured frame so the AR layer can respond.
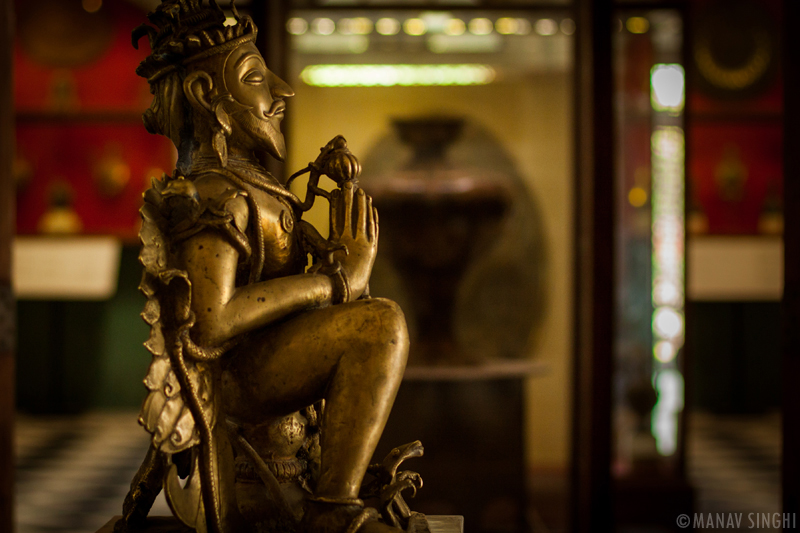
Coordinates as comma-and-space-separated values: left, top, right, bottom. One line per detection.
115, 2, 427, 533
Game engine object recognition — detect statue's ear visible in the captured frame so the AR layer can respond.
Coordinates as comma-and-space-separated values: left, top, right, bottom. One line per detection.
183, 71, 215, 117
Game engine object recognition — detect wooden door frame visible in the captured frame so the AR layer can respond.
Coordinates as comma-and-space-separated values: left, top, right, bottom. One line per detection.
782, 0, 800, 523
1, 0, 15, 530
570, 0, 615, 530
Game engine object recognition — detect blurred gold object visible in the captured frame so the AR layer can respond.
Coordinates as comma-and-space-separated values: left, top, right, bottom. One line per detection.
13, 155, 33, 190
38, 180, 82, 234
18, 0, 112, 68
758, 182, 783, 235
116, 3, 425, 533
693, 0, 777, 98
714, 144, 747, 202
93, 144, 131, 197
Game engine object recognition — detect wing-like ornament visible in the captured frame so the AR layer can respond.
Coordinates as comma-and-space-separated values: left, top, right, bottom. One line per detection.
137, 174, 219, 454
135, 173, 255, 533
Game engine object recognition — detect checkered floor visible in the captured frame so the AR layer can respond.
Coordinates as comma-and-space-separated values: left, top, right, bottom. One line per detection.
13, 411, 782, 533
687, 411, 781, 520
14, 412, 171, 533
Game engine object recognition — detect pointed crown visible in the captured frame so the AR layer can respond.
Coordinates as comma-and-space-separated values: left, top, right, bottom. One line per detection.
132, 0, 257, 85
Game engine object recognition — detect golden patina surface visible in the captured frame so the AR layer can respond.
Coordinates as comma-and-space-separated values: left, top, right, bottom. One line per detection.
115, 2, 427, 533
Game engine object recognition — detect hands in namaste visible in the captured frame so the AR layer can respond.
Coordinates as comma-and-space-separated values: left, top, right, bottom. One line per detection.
329, 182, 378, 301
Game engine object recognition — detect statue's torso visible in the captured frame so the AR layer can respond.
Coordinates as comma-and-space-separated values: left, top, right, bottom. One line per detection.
245, 184, 307, 282
189, 169, 307, 283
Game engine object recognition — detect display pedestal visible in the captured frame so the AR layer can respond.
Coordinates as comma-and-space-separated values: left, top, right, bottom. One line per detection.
96, 517, 191, 533
97, 515, 464, 533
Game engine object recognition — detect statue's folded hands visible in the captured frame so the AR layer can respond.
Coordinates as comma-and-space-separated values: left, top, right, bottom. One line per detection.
323, 183, 379, 304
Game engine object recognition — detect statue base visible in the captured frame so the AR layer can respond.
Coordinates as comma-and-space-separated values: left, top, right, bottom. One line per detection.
97, 516, 464, 533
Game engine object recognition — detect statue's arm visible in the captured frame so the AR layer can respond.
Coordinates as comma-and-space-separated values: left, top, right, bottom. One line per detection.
178, 182, 334, 348
183, 231, 333, 346
178, 178, 377, 348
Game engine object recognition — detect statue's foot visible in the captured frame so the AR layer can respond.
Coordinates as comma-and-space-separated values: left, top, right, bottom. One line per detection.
361, 514, 429, 533
300, 500, 364, 533
301, 500, 406, 533
355, 512, 430, 533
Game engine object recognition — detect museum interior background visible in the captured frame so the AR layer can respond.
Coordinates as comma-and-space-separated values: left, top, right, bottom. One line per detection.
0, 0, 795, 531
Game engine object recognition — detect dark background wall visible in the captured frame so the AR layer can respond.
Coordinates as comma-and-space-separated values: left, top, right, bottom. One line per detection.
16, 246, 149, 413
690, 301, 782, 414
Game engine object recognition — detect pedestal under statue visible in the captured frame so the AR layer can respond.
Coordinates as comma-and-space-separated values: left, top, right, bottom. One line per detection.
109, 2, 434, 533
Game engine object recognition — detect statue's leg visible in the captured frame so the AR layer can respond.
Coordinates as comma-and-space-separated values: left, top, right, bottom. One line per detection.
114, 444, 166, 532
222, 297, 409, 501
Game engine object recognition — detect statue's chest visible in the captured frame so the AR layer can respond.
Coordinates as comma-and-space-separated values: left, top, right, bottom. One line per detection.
249, 190, 305, 280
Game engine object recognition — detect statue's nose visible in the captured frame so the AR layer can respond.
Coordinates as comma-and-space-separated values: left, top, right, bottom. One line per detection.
271, 74, 294, 99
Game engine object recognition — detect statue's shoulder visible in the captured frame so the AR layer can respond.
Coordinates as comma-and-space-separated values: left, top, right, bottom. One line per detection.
191, 171, 237, 196
191, 172, 249, 234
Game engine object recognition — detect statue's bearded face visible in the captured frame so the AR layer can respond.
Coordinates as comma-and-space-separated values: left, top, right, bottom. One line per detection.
222, 42, 294, 161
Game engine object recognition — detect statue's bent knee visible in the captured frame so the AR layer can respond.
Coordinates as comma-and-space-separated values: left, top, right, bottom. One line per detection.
356, 298, 409, 351
336, 299, 409, 382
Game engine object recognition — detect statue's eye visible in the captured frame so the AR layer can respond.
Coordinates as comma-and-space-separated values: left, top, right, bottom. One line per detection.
243, 70, 264, 84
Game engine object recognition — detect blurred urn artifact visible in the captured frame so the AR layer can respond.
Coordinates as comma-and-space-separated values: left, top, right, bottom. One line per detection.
110, 2, 433, 533
362, 117, 545, 366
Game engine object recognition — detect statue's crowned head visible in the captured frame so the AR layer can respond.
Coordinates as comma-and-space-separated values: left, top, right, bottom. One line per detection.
133, 0, 293, 167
